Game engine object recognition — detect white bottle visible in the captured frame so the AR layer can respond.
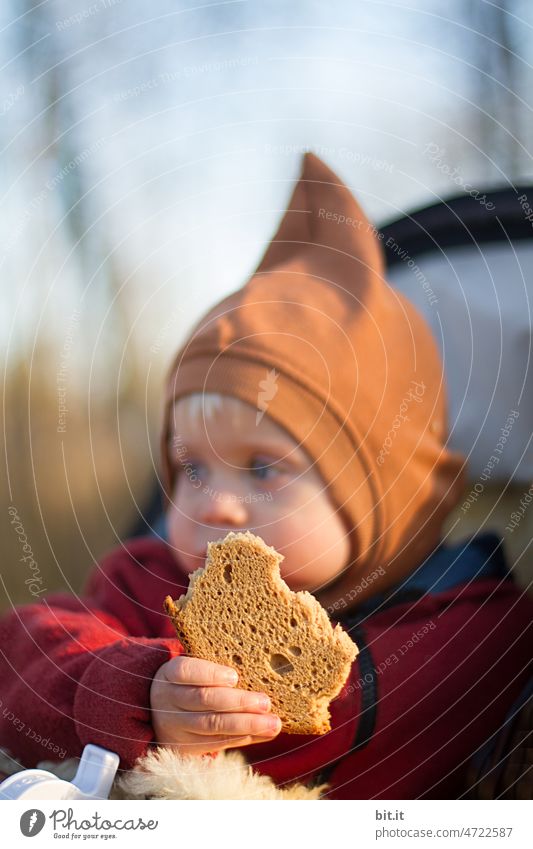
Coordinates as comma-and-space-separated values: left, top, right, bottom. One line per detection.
0, 744, 120, 800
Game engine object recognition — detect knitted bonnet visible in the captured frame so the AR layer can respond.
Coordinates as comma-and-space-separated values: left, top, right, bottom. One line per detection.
160, 153, 466, 608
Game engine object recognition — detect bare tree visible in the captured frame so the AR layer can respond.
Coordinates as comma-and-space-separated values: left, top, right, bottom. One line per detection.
462, 0, 531, 181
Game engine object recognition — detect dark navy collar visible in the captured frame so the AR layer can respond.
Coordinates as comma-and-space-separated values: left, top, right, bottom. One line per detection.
317, 532, 512, 782
338, 531, 511, 628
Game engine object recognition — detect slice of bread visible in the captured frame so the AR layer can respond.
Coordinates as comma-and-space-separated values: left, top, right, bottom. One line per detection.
164, 530, 358, 735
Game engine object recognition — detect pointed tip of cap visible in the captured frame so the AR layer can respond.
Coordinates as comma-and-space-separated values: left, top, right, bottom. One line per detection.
301, 150, 341, 183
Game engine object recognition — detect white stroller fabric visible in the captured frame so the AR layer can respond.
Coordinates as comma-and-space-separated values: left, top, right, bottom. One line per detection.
389, 241, 532, 483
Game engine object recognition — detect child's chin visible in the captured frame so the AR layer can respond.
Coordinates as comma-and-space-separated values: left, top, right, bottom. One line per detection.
174, 551, 204, 574
279, 571, 312, 593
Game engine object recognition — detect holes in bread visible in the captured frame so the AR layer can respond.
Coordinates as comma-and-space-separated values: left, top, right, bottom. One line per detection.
269, 653, 294, 676
290, 617, 297, 628
223, 564, 233, 583
288, 646, 301, 656
232, 654, 242, 665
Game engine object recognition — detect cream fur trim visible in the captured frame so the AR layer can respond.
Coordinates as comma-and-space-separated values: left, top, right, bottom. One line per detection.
115, 747, 325, 800
0, 746, 326, 800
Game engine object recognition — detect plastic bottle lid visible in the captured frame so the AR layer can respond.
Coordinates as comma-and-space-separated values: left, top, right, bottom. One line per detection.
0, 744, 120, 800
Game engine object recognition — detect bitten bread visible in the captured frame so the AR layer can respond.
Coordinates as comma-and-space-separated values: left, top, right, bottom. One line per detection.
164, 530, 358, 734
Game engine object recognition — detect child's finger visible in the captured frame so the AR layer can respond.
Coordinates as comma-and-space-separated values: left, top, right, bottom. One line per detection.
163, 656, 239, 687
179, 736, 255, 754
167, 734, 278, 756
172, 685, 271, 714
217, 734, 281, 751
176, 710, 282, 739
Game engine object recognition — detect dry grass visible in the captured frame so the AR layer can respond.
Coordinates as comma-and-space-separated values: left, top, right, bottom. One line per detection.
2, 343, 531, 616
1, 341, 164, 613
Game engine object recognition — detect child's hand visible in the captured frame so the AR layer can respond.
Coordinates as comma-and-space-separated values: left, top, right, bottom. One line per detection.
150, 656, 282, 756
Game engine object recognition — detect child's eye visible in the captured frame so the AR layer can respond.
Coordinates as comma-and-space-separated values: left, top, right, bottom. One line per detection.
250, 457, 286, 480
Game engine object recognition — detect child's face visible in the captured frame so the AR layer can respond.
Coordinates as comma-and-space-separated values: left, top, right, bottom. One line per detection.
166, 394, 350, 595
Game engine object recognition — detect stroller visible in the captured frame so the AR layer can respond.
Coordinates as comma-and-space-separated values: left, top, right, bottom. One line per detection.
382, 187, 533, 799
1, 186, 532, 801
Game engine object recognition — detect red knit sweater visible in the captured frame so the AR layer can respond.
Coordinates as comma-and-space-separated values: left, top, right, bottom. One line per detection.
0, 536, 531, 799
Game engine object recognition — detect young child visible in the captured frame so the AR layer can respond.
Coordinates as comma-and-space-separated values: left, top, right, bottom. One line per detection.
1, 154, 531, 799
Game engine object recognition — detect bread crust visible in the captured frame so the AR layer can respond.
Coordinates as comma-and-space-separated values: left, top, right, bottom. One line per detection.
164, 531, 358, 735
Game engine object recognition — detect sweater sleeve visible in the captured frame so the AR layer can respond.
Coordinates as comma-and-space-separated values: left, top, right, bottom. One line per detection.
0, 541, 184, 770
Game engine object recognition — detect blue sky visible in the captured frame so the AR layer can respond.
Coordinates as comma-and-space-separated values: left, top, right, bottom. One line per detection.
1, 0, 532, 364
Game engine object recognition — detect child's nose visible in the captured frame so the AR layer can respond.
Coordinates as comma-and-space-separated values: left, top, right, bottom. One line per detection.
197, 488, 248, 528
